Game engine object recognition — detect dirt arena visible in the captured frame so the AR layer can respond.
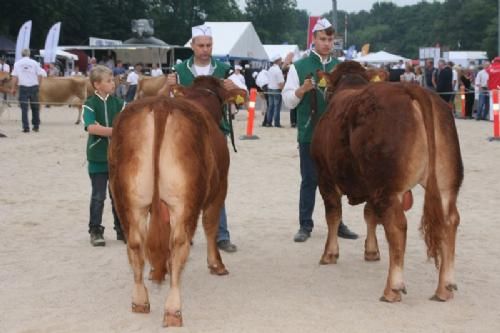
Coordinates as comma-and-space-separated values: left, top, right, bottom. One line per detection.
0, 102, 499, 332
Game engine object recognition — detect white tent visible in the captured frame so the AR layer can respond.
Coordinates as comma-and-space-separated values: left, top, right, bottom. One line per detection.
185, 21, 268, 61
39, 48, 78, 60
263, 44, 301, 62
354, 51, 408, 64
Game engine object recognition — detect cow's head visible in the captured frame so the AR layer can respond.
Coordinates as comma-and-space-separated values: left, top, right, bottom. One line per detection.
172, 76, 247, 110
317, 61, 369, 100
171, 77, 247, 123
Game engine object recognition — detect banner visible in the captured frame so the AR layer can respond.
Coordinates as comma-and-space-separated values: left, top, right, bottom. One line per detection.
15, 20, 32, 61
307, 16, 320, 49
89, 37, 122, 47
43, 22, 61, 64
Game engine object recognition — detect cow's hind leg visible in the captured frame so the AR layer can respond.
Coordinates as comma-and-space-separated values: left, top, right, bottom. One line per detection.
380, 195, 408, 302
126, 206, 151, 313
432, 190, 460, 301
318, 183, 342, 265
163, 207, 198, 327
202, 186, 228, 275
364, 202, 380, 261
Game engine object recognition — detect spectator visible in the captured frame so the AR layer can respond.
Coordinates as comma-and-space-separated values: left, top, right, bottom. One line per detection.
10, 48, 44, 133
424, 59, 437, 90
151, 63, 163, 77
255, 68, 270, 126
436, 59, 453, 103
415, 66, 424, 87
126, 63, 141, 102
460, 67, 475, 119
400, 64, 416, 83
266, 54, 285, 127
475, 61, 490, 120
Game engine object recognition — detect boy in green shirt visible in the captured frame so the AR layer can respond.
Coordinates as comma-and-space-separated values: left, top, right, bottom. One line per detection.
83, 65, 126, 246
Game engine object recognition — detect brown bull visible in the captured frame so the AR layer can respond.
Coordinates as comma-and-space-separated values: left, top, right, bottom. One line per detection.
135, 75, 167, 99
109, 76, 245, 327
312, 61, 463, 303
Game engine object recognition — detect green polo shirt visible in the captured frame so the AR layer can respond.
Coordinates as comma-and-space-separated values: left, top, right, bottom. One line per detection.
175, 56, 231, 134
83, 93, 125, 174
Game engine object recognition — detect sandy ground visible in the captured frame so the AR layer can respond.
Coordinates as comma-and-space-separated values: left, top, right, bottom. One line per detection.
0, 101, 499, 333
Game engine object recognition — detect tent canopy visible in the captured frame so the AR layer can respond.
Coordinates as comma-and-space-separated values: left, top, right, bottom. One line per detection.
40, 48, 78, 60
0, 36, 15, 51
263, 44, 301, 62
355, 51, 408, 64
185, 22, 268, 61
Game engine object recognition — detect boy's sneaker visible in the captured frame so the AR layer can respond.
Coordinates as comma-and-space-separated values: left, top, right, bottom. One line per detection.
90, 231, 106, 247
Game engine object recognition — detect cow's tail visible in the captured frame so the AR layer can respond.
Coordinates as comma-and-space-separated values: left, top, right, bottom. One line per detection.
146, 99, 171, 281
405, 86, 445, 268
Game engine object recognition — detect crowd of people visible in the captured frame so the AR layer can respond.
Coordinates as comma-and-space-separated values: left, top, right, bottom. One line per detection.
376, 57, 499, 121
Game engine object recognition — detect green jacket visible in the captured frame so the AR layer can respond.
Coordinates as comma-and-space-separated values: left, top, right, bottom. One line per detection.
83, 94, 125, 174
175, 56, 231, 134
294, 52, 339, 143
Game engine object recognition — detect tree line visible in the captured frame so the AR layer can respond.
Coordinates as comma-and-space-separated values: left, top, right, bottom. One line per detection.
0, 0, 497, 59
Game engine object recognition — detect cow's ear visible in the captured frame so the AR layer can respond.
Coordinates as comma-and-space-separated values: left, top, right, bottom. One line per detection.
171, 84, 187, 97
225, 89, 247, 105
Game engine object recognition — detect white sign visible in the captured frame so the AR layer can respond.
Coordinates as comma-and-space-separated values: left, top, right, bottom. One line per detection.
89, 37, 122, 47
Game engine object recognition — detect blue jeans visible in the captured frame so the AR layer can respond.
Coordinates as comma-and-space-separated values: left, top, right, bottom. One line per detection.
298, 143, 317, 233
126, 85, 137, 102
266, 89, 281, 126
217, 204, 230, 242
89, 172, 122, 234
19, 86, 40, 130
477, 90, 490, 120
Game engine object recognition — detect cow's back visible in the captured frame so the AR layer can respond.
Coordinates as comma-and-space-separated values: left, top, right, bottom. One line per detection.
111, 97, 229, 209
39, 77, 87, 104
312, 83, 430, 204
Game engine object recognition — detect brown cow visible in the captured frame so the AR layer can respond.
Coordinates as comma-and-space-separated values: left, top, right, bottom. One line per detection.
0, 75, 88, 124
109, 76, 246, 327
312, 61, 463, 303
135, 75, 167, 99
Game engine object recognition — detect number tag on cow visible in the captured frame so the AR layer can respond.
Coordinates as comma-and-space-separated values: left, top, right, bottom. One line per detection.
318, 77, 327, 88
235, 94, 245, 105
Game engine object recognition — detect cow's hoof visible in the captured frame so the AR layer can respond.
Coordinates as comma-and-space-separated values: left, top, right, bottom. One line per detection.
364, 251, 380, 261
431, 286, 455, 302
131, 302, 150, 313
380, 289, 403, 303
163, 310, 183, 327
209, 264, 229, 276
319, 253, 339, 265
74, 120, 81, 125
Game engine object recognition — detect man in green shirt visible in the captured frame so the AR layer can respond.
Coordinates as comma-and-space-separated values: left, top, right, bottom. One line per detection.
165, 24, 245, 252
282, 18, 358, 242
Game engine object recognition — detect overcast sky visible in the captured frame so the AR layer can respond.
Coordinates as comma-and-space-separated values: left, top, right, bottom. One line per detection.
237, 1, 442, 15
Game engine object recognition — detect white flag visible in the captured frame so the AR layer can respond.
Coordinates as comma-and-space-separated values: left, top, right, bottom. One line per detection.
43, 22, 61, 64
15, 20, 32, 62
